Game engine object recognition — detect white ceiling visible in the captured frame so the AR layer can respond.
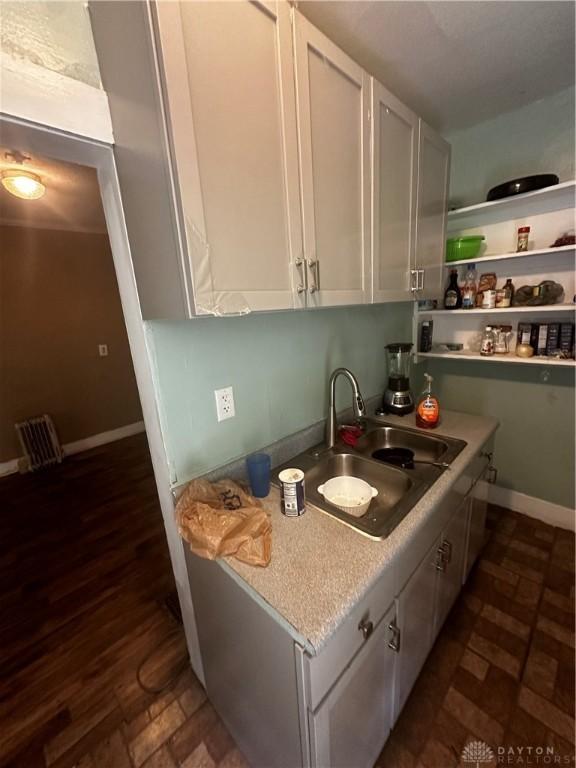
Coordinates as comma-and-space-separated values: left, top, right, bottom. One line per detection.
299, 1, 576, 132
0, 148, 106, 233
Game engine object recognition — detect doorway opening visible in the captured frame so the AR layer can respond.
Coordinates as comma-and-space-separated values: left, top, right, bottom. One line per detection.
0, 144, 193, 767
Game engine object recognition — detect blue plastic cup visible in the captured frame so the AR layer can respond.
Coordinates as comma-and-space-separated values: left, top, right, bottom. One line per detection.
246, 453, 271, 498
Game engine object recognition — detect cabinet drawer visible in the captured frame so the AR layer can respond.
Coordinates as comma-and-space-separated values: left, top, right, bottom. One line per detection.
305, 566, 395, 711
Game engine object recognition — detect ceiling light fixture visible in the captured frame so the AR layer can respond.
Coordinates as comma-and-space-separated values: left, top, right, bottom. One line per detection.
1, 169, 46, 200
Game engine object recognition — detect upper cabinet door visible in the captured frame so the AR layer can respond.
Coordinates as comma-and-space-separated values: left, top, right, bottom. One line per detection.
371, 80, 418, 303
156, 1, 304, 315
293, 12, 371, 308
414, 121, 450, 300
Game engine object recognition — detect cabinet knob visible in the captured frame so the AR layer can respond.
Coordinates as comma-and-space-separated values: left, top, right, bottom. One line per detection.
297, 284, 305, 294
358, 618, 374, 640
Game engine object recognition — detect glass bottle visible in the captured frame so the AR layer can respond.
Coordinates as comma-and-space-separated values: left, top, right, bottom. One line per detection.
444, 269, 462, 309
480, 326, 496, 356
461, 264, 477, 310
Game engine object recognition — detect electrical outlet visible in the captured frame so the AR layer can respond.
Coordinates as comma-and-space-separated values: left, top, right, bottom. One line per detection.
98, 344, 109, 357
214, 386, 235, 422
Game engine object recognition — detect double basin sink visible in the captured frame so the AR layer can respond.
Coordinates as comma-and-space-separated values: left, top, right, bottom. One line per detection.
274, 419, 466, 540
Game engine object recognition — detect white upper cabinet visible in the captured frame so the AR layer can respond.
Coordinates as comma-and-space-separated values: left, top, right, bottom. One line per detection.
371, 80, 419, 302
293, 12, 371, 308
91, 1, 451, 319
156, 1, 304, 315
414, 121, 451, 300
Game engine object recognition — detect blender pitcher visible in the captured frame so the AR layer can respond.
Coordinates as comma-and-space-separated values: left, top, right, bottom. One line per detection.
382, 343, 415, 415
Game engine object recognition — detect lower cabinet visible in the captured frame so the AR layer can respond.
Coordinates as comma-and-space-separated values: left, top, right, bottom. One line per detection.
433, 498, 468, 638
309, 604, 397, 768
464, 479, 488, 581
394, 537, 438, 715
395, 497, 470, 717
186, 440, 493, 768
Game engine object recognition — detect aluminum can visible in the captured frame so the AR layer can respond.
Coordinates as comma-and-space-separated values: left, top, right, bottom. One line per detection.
278, 468, 305, 517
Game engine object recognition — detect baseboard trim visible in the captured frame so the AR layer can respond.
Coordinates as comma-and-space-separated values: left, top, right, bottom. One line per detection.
0, 458, 19, 478
0, 421, 146, 477
483, 482, 575, 532
63, 422, 146, 456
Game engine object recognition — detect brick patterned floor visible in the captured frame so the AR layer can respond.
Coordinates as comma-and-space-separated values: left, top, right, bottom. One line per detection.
65, 505, 575, 768
376, 504, 575, 768
2, 432, 573, 768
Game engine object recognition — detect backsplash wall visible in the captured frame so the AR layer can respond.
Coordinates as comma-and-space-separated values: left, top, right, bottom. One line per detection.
146, 303, 413, 486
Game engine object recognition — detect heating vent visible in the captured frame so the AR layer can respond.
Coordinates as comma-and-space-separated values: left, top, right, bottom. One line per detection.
15, 415, 63, 472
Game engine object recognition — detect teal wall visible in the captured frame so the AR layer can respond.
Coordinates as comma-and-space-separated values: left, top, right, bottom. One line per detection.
446, 86, 575, 207
147, 303, 413, 485
434, 88, 576, 509
413, 361, 575, 509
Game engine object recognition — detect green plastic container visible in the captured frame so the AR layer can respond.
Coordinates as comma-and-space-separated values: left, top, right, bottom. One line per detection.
446, 236, 485, 262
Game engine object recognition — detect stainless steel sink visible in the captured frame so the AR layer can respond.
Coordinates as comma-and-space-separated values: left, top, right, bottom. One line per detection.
354, 423, 462, 464
273, 419, 466, 540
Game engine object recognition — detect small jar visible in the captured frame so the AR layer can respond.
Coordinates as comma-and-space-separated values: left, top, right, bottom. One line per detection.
480, 326, 496, 356
494, 325, 513, 354
495, 289, 507, 308
495, 282, 513, 308
517, 226, 530, 252
482, 289, 497, 309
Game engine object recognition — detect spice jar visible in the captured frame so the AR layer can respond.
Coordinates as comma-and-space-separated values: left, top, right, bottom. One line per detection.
482, 289, 497, 309
517, 226, 530, 252
480, 326, 496, 356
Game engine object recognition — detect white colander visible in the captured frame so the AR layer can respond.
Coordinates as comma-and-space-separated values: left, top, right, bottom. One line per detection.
317, 476, 378, 517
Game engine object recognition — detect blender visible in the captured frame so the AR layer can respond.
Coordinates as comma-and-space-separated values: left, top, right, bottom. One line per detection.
380, 343, 415, 415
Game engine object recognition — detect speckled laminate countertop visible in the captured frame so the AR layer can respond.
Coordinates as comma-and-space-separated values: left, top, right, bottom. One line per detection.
218, 409, 498, 655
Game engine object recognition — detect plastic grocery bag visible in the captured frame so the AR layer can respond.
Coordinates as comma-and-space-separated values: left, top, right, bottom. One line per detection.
176, 478, 272, 567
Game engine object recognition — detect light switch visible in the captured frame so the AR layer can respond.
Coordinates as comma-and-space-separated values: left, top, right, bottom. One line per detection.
98, 344, 109, 357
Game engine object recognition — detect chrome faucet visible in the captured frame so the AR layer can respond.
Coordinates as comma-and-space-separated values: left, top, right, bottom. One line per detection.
325, 368, 366, 449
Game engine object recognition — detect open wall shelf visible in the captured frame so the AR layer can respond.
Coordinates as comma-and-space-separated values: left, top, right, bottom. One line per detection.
419, 304, 576, 317
444, 243, 575, 268
416, 178, 576, 367
448, 180, 576, 221
418, 351, 575, 367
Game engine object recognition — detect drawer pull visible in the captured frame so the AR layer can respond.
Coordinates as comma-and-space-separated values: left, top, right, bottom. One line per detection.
388, 620, 401, 652
441, 539, 452, 564
435, 546, 446, 572
358, 618, 374, 640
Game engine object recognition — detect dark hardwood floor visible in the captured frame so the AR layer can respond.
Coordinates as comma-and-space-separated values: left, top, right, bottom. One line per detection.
0, 434, 244, 768
1, 434, 573, 767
